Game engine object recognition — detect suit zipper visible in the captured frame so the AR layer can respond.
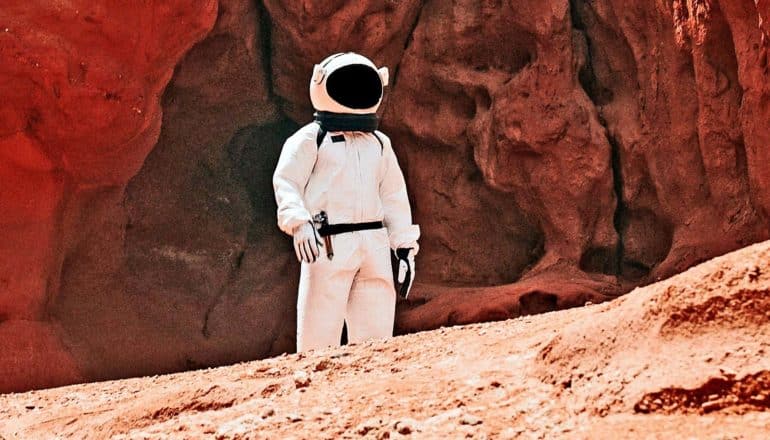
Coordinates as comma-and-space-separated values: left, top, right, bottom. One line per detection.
356, 137, 363, 223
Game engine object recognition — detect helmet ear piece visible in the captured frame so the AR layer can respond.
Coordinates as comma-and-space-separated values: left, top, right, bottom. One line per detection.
378, 67, 389, 86
312, 64, 326, 84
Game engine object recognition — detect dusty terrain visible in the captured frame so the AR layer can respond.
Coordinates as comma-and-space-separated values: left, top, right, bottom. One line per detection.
2, 241, 768, 439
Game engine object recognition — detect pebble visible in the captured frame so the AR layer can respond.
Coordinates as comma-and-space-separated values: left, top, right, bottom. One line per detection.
314, 360, 332, 372
356, 418, 384, 435
294, 371, 311, 389
393, 418, 420, 435
459, 414, 483, 426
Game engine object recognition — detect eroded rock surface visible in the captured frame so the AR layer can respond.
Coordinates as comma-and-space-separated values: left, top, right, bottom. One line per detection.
2, 0, 770, 392
396, 0, 770, 329
384, 0, 620, 331
263, 0, 422, 121
573, 0, 769, 281
0, 0, 217, 392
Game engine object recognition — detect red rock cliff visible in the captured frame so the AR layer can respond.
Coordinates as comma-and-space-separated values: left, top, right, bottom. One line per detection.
1, 0, 768, 392
0, 0, 217, 391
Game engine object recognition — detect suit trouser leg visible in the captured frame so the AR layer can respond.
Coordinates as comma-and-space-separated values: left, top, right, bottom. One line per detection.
296, 253, 357, 352
345, 229, 396, 343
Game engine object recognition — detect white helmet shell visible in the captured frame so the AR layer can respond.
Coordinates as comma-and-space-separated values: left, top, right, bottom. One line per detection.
310, 52, 389, 114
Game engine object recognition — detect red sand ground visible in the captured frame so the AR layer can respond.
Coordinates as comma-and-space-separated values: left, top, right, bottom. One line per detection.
1, 241, 769, 439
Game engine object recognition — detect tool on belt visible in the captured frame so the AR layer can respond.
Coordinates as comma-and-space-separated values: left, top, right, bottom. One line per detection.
312, 211, 334, 259
312, 211, 384, 260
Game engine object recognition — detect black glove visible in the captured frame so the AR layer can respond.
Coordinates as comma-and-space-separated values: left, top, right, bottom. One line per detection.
390, 248, 415, 299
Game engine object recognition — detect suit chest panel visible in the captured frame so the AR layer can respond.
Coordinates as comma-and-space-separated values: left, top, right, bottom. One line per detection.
315, 134, 383, 182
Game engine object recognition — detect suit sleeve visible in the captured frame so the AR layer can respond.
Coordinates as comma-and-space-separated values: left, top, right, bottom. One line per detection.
378, 133, 420, 253
273, 128, 317, 235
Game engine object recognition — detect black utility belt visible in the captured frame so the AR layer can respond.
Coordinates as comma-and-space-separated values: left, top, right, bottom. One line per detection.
317, 221, 384, 237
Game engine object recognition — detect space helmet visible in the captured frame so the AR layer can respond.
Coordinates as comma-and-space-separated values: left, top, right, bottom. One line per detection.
310, 52, 389, 131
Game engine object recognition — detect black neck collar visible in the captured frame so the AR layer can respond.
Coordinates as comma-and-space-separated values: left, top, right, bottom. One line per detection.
314, 111, 379, 132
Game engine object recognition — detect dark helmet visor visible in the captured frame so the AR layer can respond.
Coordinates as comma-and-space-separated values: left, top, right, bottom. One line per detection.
325, 64, 383, 110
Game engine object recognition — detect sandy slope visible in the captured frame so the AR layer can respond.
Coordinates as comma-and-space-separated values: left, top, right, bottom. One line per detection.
2, 241, 769, 439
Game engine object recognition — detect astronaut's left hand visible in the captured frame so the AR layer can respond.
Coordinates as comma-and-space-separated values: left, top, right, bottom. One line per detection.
395, 248, 415, 299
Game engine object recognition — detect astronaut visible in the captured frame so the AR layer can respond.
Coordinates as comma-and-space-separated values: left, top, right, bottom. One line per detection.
273, 52, 420, 352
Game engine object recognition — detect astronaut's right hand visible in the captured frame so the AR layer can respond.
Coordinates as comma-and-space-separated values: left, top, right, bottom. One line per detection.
293, 222, 323, 263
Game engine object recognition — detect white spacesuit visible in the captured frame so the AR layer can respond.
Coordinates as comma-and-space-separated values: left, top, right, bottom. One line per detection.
273, 52, 420, 352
